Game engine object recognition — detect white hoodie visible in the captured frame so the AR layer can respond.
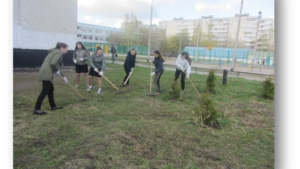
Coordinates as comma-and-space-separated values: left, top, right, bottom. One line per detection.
176, 54, 191, 77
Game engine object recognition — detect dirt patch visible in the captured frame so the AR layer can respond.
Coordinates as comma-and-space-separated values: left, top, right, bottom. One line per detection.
13, 67, 116, 92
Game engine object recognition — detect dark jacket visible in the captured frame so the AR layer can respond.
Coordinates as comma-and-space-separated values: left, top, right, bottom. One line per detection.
111, 46, 116, 53
153, 57, 164, 74
123, 51, 136, 70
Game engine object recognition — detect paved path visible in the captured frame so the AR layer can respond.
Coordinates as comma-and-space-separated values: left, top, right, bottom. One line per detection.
103, 57, 274, 81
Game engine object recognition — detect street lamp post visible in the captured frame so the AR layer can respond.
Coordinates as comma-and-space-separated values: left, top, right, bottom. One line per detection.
252, 11, 262, 71
147, 0, 155, 62
179, 29, 183, 55
195, 22, 200, 63
231, 0, 244, 71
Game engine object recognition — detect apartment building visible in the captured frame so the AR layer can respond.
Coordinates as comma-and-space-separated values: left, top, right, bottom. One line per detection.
158, 14, 274, 51
159, 17, 197, 41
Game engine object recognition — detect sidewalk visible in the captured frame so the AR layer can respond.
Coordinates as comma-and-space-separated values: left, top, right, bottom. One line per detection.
102, 58, 274, 81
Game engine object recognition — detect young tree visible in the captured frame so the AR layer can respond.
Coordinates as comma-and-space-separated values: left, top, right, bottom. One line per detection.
167, 35, 179, 57
107, 32, 122, 45
201, 32, 218, 47
121, 13, 140, 46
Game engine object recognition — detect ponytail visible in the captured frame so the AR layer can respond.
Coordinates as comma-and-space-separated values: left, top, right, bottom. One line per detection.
55, 42, 68, 49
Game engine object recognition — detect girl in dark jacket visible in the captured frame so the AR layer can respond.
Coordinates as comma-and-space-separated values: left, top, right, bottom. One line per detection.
150, 50, 165, 94
121, 48, 136, 86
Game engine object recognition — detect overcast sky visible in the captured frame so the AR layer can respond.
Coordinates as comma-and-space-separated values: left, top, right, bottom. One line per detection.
78, 0, 274, 28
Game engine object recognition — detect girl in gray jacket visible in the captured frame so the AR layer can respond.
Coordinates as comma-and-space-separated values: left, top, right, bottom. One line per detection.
73, 41, 90, 88
87, 47, 105, 94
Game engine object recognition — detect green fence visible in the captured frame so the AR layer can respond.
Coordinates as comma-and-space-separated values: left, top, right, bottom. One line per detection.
83, 42, 148, 55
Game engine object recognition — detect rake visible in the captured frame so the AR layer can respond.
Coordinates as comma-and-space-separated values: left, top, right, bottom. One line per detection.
102, 75, 126, 94
146, 61, 156, 97
59, 76, 86, 102
120, 68, 134, 87
187, 77, 200, 97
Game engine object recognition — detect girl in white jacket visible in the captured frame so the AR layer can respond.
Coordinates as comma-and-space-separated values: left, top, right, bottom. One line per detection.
174, 51, 191, 95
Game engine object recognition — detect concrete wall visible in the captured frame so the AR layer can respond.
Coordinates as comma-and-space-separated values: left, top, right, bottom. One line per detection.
13, 0, 77, 50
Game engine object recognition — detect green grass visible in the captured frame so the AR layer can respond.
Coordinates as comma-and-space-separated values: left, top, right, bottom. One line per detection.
13, 63, 274, 168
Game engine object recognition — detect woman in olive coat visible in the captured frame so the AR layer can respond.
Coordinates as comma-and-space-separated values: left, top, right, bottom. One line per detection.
33, 42, 69, 115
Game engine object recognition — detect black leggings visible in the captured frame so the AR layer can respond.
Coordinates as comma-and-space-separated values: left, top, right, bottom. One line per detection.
174, 68, 186, 90
123, 68, 131, 85
154, 71, 163, 93
35, 81, 56, 110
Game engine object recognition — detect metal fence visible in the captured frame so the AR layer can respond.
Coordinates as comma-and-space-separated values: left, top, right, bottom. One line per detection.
183, 47, 275, 68
83, 42, 148, 55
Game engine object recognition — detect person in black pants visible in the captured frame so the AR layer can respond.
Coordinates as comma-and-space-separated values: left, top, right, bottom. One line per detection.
150, 50, 165, 94
33, 42, 69, 115
174, 51, 191, 96
111, 45, 116, 63
121, 48, 136, 86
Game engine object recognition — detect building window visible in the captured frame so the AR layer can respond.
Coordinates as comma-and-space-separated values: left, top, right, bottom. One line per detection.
83, 35, 93, 40
77, 26, 82, 30
77, 34, 82, 37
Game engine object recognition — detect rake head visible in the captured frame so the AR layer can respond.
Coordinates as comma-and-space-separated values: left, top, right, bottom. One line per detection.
79, 98, 87, 102
119, 84, 130, 87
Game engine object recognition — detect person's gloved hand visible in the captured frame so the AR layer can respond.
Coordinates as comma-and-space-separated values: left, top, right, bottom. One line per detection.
94, 68, 99, 72
99, 71, 103, 76
79, 58, 84, 61
56, 70, 62, 76
73, 59, 77, 64
129, 71, 133, 75
63, 77, 68, 84
150, 72, 155, 76
186, 74, 190, 78
180, 66, 185, 71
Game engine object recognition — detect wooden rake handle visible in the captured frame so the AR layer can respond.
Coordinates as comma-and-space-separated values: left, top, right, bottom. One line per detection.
124, 68, 134, 84
102, 75, 119, 91
188, 78, 200, 97
60, 76, 85, 99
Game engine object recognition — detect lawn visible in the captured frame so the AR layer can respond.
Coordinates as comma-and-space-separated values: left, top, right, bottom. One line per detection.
13, 63, 274, 169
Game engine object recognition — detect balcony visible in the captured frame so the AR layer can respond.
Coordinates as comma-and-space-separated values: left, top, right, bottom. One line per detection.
244, 39, 255, 41
212, 30, 228, 33
259, 22, 272, 26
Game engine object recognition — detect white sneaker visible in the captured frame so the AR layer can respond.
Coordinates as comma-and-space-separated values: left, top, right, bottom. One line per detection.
97, 88, 101, 94
74, 84, 79, 88
87, 86, 94, 91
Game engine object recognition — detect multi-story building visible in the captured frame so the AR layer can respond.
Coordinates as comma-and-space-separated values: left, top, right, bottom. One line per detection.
14, 0, 77, 50
158, 13, 274, 51
77, 23, 123, 44
159, 17, 197, 41
13, 0, 77, 67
